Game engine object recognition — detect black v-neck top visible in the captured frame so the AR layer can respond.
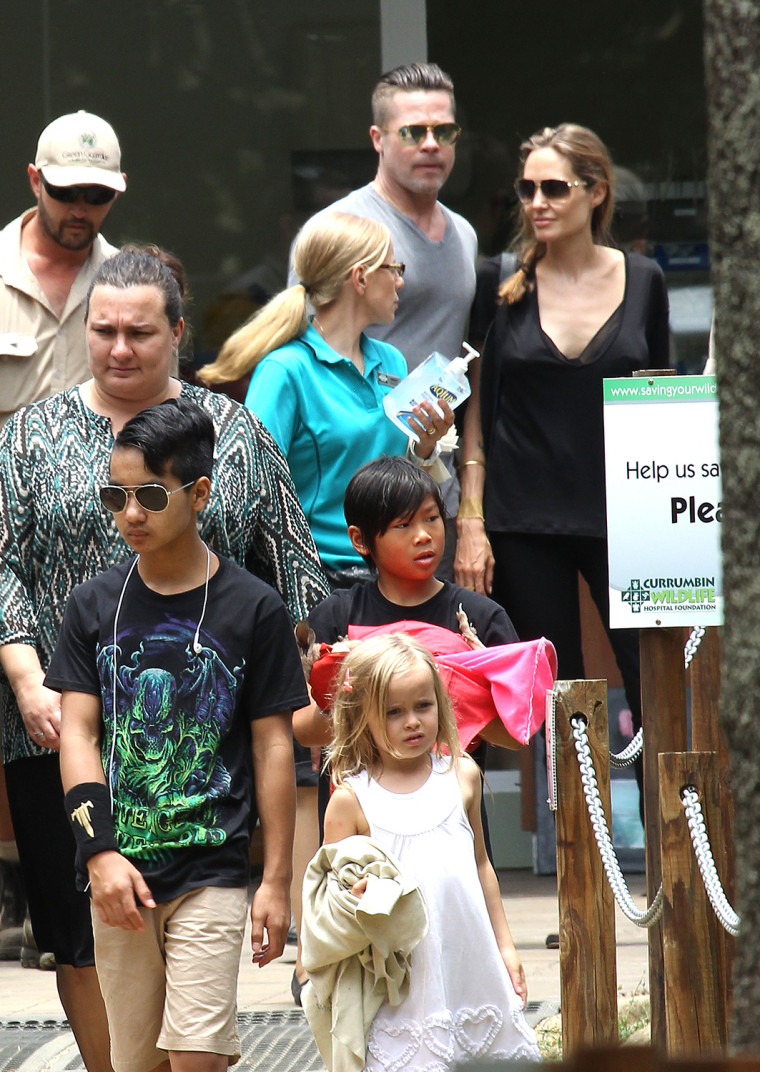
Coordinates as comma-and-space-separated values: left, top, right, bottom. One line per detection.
477, 251, 670, 538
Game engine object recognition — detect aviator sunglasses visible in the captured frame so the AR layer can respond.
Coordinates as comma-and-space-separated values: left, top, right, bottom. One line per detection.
384, 122, 461, 147
99, 481, 196, 514
41, 175, 117, 206
514, 178, 593, 203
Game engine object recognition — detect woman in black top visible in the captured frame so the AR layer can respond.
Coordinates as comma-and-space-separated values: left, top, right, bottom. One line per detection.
456, 123, 669, 746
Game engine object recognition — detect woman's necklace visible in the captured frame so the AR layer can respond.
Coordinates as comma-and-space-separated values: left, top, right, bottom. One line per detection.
311, 315, 364, 374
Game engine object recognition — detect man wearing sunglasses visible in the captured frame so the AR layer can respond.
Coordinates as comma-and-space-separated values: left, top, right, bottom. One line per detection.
289, 62, 477, 580
0, 109, 125, 973
0, 110, 126, 426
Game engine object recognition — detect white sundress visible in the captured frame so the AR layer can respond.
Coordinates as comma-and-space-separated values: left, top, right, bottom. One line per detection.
345, 755, 540, 1069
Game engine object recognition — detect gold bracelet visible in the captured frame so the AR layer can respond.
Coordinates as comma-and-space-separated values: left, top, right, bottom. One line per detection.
457, 497, 485, 521
461, 459, 486, 469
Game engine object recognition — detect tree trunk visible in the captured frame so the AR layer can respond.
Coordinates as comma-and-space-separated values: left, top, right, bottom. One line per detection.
704, 0, 760, 1049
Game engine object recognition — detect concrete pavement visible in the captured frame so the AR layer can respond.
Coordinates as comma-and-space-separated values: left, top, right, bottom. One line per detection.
0, 869, 651, 1067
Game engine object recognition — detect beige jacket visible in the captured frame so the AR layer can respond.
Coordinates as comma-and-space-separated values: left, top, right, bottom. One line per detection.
301, 835, 428, 1072
0, 210, 117, 425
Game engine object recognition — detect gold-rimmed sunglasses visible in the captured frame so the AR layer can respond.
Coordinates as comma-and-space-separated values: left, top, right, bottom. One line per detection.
383, 122, 461, 147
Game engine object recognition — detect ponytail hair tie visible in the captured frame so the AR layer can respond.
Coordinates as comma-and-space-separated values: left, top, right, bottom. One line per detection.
299, 280, 312, 295
342, 668, 352, 692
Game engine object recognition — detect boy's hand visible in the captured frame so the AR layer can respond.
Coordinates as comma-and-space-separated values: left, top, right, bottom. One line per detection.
87, 851, 156, 931
250, 877, 290, 967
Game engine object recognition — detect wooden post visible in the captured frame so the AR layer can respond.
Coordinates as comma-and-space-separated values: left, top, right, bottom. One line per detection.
689, 626, 735, 1019
659, 751, 728, 1055
639, 628, 688, 1050
553, 679, 618, 1053
690, 627, 723, 753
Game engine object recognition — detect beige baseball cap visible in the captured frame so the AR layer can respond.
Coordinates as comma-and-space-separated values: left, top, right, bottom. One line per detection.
35, 110, 126, 192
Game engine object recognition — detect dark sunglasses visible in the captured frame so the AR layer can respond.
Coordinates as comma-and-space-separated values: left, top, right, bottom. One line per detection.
41, 175, 117, 206
99, 481, 195, 514
514, 178, 592, 203
385, 122, 461, 147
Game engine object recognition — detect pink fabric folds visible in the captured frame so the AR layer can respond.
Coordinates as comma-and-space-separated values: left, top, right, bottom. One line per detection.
309, 621, 557, 750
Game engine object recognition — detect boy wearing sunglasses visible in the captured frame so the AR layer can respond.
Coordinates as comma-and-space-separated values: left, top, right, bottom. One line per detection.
0, 110, 127, 426
46, 397, 306, 1072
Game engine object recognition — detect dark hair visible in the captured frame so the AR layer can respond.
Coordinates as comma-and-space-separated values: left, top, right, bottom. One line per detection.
500, 123, 615, 305
372, 62, 455, 126
85, 246, 186, 326
344, 456, 446, 566
113, 397, 215, 484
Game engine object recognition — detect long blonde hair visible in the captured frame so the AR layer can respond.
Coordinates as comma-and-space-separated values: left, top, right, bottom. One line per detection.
500, 123, 616, 306
197, 212, 391, 385
327, 633, 461, 785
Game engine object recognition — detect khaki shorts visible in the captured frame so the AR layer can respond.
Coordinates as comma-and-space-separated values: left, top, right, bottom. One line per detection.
92, 885, 248, 1072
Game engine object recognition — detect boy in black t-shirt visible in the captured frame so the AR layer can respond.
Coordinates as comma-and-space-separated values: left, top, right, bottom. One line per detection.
294, 455, 519, 750
47, 397, 306, 1072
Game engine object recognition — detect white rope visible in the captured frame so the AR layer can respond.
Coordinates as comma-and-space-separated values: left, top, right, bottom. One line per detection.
571, 716, 663, 927
684, 626, 706, 669
681, 786, 739, 937
546, 686, 559, 811
609, 727, 643, 769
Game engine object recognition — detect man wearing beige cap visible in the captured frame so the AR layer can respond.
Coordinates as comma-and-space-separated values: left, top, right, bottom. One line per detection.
0, 109, 126, 425
0, 111, 125, 1072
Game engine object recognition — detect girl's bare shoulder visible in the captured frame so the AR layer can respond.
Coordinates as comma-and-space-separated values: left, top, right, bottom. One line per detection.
453, 752, 481, 808
324, 783, 371, 841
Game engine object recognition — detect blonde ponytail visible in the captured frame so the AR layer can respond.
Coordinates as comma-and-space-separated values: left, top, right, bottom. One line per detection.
197, 286, 307, 385
197, 211, 391, 386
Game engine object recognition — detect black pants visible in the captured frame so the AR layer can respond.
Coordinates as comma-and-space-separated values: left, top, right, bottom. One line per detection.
489, 532, 643, 814
490, 532, 641, 723
5, 754, 95, 965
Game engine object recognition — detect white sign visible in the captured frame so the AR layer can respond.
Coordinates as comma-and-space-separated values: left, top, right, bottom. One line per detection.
604, 375, 722, 628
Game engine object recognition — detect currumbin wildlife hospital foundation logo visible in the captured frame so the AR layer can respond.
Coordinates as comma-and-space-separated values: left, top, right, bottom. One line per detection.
620, 576, 717, 613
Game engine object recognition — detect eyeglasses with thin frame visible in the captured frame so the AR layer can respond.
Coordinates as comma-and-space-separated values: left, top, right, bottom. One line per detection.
98, 481, 196, 514
378, 262, 406, 279
41, 175, 117, 206
514, 178, 593, 204
382, 122, 461, 147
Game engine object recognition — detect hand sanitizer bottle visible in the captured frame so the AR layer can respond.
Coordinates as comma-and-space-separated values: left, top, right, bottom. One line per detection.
383, 343, 479, 441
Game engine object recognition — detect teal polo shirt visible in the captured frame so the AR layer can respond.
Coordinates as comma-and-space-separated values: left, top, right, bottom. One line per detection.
245, 323, 408, 571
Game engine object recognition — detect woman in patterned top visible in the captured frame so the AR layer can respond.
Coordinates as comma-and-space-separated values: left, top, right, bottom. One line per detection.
0, 247, 328, 1072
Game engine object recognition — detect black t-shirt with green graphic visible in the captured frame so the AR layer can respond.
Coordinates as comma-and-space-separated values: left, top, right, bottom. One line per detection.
47, 555, 307, 903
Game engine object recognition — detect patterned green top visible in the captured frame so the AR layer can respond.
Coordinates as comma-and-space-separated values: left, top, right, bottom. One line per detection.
0, 383, 329, 764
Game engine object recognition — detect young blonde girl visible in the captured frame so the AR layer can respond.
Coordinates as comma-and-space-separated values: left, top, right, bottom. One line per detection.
323, 633, 540, 1067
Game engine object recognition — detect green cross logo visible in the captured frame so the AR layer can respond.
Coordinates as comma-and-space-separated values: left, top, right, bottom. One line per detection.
621, 579, 649, 612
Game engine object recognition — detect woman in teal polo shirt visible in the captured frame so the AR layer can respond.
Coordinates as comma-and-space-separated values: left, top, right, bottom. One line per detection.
199, 211, 452, 585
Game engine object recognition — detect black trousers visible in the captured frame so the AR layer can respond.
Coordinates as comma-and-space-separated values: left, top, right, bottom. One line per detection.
489, 532, 643, 817
489, 532, 641, 724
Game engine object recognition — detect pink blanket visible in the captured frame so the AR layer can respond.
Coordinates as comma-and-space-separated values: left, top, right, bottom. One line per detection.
309, 621, 557, 749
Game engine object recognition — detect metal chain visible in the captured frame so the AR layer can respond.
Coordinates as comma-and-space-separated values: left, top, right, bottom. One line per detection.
609, 727, 643, 769
571, 716, 663, 927
684, 626, 706, 669
681, 786, 740, 937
